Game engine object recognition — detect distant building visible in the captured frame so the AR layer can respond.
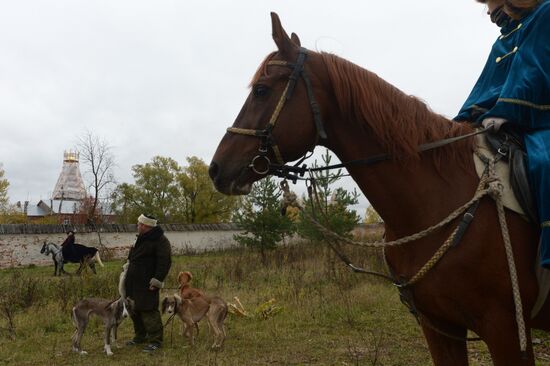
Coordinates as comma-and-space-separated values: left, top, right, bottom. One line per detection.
16, 150, 115, 225
52, 151, 87, 201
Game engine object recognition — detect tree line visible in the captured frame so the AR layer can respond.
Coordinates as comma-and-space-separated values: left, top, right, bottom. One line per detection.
111, 155, 239, 224
0, 130, 381, 236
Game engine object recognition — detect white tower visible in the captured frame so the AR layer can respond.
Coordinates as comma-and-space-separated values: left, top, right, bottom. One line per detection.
52, 150, 87, 200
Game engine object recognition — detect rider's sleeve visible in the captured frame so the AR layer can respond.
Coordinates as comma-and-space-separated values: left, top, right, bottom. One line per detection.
485, 3, 550, 129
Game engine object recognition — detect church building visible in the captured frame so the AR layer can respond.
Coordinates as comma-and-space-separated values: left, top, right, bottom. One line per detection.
17, 151, 114, 224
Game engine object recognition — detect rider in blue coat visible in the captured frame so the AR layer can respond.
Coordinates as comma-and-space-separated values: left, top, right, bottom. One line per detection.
455, 0, 550, 267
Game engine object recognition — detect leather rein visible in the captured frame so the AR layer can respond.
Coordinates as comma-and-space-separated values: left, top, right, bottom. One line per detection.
226, 46, 490, 181
225, 46, 497, 344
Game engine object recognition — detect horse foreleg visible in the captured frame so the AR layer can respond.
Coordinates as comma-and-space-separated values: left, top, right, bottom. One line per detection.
481, 313, 534, 366
88, 259, 97, 274
76, 261, 85, 275
59, 261, 68, 275
420, 321, 468, 366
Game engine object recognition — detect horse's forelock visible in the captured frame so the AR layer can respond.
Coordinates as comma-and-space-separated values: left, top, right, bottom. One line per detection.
249, 52, 277, 87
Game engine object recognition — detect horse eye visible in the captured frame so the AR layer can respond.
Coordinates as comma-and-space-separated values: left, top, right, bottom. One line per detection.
253, 84, 269, 97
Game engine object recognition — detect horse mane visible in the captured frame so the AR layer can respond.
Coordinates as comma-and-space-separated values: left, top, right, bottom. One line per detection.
249, 50, 474, 168
320, 52, 474, 167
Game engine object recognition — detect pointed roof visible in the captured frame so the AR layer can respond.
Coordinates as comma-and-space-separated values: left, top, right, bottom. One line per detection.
52, 150, 87, 200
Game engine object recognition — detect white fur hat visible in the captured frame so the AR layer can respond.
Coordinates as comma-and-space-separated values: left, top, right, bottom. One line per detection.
137, 214, 157, 227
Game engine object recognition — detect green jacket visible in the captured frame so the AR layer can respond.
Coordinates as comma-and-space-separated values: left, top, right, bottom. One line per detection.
125, 226, 172, 311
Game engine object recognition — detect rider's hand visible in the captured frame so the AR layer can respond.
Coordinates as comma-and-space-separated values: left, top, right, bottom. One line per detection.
482, 117, 508, 132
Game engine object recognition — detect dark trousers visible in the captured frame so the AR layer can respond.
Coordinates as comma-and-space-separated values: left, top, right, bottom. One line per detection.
130, 309, 163, 345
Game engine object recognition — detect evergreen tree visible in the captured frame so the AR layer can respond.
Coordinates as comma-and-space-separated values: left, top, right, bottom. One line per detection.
297, 149, 361, 241
233, 176, 295, 265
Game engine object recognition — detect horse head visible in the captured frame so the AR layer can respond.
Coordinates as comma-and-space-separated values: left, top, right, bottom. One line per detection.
40, 241, 47, 254
209, 12, 327, 195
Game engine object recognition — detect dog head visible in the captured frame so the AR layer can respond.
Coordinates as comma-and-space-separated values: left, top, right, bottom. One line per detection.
177, 271, 193, 287
114, 297, 134, 319
161, 294, 182, 315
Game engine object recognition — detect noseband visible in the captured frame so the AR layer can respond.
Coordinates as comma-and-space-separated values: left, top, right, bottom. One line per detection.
226, 47, 327, 175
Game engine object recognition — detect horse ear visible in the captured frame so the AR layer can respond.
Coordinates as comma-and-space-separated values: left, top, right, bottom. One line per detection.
291, 32, 301, 47
271, 12, 295, 56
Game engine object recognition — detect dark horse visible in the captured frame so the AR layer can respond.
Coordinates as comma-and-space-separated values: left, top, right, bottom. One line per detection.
40, 241, 103, 276
209, 13, 549, 365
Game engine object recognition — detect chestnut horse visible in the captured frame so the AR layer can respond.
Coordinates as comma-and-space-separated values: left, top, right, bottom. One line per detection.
209, 13, 549, 365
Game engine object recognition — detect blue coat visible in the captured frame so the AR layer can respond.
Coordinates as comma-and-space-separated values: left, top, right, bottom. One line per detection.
455, 1, 550, 266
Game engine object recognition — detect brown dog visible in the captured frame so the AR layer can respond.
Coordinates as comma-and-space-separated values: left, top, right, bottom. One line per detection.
177, 271, 206, 299
162, 294, 227, 348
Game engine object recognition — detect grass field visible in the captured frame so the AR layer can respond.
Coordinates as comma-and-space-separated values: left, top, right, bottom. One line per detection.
1, 241, 550, 365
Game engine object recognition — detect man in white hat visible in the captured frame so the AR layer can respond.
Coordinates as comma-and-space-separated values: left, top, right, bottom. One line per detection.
124, 214, 172, 352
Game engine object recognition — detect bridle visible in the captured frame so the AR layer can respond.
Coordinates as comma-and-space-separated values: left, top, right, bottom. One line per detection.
226, 47, 490, 182
226, 47, 327, 176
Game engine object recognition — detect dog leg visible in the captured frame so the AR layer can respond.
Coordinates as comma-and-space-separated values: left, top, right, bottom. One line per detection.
207, 315, 221, 349
72, 310, 88, 354
111, 324, 119, 348
183, 322, 195, 346
104, 323, 114, 356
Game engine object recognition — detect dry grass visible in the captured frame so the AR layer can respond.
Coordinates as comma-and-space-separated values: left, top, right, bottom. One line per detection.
0, 241, 549, 365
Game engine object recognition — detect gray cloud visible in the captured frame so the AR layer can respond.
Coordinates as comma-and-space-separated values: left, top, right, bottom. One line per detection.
0, 0, 497, 214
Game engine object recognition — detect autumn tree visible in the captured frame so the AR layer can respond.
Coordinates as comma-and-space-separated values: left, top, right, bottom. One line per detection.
233, 176, 295, 265
112, 156, 180, 223
364, 205, 383, 224
113, 156, 240, 224
174, 156, 239, 223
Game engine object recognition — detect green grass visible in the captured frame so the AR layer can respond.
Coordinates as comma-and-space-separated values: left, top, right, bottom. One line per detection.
0, 242, 549, 365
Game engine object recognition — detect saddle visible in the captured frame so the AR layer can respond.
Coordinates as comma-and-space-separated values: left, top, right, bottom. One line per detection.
475, 128, 550, 318
477, 129, 538, 223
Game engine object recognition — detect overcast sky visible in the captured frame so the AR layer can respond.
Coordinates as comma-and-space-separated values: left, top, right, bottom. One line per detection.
0, 0, 498, 214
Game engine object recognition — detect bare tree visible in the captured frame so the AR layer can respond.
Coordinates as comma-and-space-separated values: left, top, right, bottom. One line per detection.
77, 131, 116, 240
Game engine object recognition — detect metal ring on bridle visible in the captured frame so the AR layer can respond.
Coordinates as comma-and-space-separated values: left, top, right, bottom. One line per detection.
249, 155, 271, 175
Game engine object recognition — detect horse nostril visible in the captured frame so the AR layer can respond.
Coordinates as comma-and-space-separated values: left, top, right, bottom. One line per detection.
208, 162, 219, 181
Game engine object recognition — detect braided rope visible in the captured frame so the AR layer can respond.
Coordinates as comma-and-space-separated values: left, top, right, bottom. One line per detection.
226, 127, 258, 136
293, 177, 491, 249
269, 82, 290, 126
281, 150, 527, 352
407, 226, 460, 285
282, 174, 490, 287
487, 159, 527, 353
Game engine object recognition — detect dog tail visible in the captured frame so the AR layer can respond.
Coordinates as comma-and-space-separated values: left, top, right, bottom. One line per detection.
94, 251, 105, 267
71, 306, 77, 326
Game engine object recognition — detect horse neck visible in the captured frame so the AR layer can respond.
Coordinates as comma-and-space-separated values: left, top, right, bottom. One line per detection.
318, 56, 477, 234
49, 243, 60, 253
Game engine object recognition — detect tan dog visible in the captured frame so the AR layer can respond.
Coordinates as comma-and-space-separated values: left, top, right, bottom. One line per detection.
177, 271, 206, 299
162, 294, 227, 348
